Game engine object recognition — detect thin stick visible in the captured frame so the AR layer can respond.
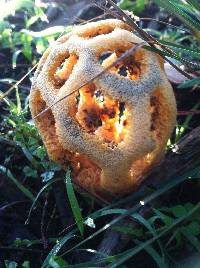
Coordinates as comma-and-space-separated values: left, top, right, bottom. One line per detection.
0, 80, 30, 91
0, 63, 38, 101
41, 192, 49, 250
46, 204, 57, 234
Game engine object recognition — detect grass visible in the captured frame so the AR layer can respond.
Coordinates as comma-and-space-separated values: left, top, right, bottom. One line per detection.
0, 0, 200, 267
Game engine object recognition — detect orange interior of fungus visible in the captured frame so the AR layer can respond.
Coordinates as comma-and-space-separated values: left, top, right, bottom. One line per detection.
54, 51, 143, 145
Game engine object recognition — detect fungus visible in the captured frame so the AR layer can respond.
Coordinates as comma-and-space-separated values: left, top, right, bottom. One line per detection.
30, 19, 177, 196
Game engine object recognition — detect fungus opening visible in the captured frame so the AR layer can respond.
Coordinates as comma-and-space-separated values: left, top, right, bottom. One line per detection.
150, 95, 159, 132
83, 27, 114, 39
100, 50, 142, 80
149, 90, 164, 142
54, 54, 78, 88
75, 83, 129, 144
149, 89, 172, 143
99, 51, 113, 64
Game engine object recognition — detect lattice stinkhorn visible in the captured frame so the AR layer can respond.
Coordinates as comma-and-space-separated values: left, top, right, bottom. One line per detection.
30, 19, 177, 196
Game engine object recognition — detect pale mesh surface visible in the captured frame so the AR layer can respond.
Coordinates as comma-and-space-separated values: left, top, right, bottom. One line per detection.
30, 19, 177, 196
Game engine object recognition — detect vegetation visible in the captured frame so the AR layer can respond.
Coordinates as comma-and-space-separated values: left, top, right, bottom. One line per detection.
0, 0, 200, 267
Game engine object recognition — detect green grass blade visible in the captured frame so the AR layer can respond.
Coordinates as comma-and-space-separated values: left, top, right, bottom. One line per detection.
65, 169, 84, 236
131, 212, 166, 259
143, 244, 168, 268
0, 165, 35, 201
159, 40, 200, 59
48, 256, 69, 268
186, 0, 200, 12
90, 208, 128, 220
42, 231, 76, 268
145, 45, 200, 69
61, 167, 200, 257
131, 213, 156, 235
153, 0, 200, 31
178, 77, 200, 88
107, 202, 200, 268
15, 86, 21, 114
0, 89, 14, 106
112, 226, 143, 238
181, 227, 200, 252
152, 209, 173, 226
12, 49, 22, 69
25, 177, 62, 224
59, 258, 113, 268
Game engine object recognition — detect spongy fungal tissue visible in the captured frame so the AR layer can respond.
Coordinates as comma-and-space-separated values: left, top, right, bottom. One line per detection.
30, 19, 177, 196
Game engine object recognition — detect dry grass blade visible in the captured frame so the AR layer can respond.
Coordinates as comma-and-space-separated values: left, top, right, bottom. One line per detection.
34, 42, 146, 119
96, 0, 193, 79
75, 13, 107, 25
140, 17, 191, 32
178, 110, 200, 115
0, 63, 38, 101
